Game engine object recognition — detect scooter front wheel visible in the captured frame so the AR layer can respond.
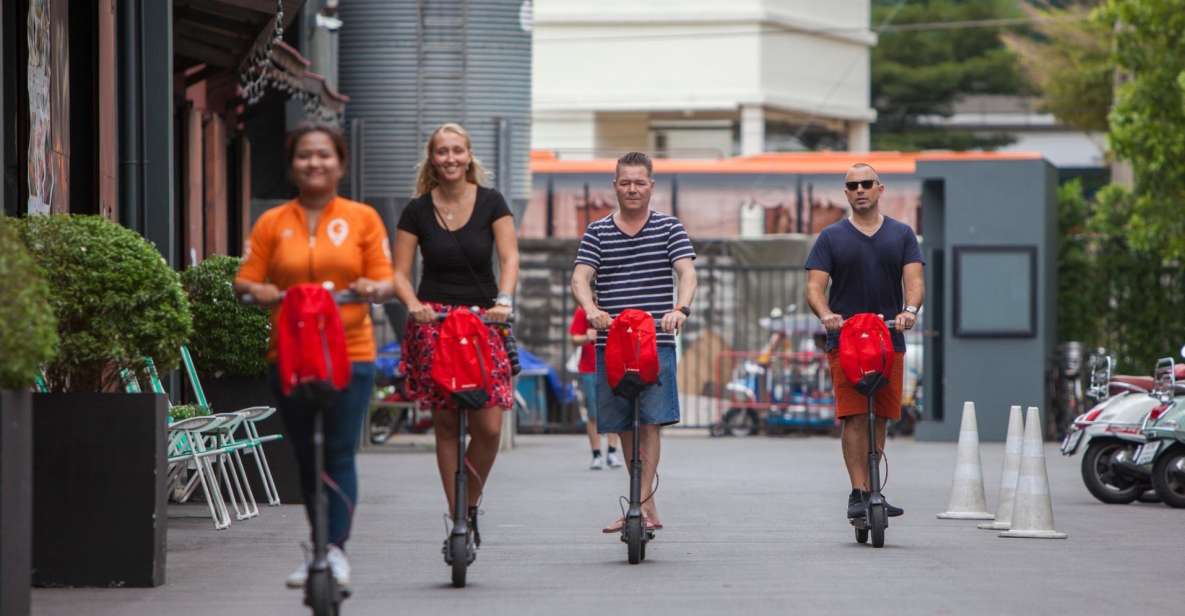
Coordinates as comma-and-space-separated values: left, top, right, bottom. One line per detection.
625, 517, 643, 564
450, 534, 469, 588
305, 569, 338, 616
869, 505, 887, 548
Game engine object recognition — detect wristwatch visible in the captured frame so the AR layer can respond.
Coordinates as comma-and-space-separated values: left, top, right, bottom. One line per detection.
904, 305, 919, 315
495, 293, 513, 309
677, 306, 691, 317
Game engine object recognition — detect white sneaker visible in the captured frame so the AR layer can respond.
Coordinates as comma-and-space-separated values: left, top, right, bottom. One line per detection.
285, 545, 310, 589
589, 454, 605, 470
606, 451, 623, 468
327, 545, 351, 589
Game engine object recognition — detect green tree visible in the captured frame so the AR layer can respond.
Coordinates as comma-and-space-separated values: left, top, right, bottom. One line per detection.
1099, 0, 1185, 261
1001, 1, 1113, 132
871, 0, 1029, 151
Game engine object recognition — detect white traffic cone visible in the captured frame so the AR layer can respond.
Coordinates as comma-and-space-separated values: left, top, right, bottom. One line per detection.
979, 405, 1024, 530
1000, 406, 1067, 539
937, 401, 994, 520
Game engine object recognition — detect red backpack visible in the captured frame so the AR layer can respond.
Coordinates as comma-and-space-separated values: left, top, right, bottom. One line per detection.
605, 309, 660, 400
838, 313, 892, 396
432, 308, 493, 409
276, 283, 350, 396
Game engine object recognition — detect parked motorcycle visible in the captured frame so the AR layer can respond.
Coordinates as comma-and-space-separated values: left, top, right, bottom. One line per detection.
1061, 353, 1162, 504
1136, 351, 1185, 508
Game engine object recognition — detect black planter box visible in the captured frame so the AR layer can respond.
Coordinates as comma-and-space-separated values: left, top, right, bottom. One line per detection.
1, 390, 33, 614
32, 392, 168, 587
199, 376, 304, 504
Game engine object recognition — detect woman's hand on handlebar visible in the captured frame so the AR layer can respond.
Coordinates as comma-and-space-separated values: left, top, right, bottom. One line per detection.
408, 301, 436, 324
820, 313, 843, 332
349, 277, 387, 303
245, 283, 282, 306
485, 304, 512, 324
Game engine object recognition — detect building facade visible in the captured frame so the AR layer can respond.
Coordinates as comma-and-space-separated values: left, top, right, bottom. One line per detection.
532, 0, 876, 159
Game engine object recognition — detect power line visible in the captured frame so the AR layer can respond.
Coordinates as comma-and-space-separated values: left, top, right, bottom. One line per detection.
532, 14, 1089, 44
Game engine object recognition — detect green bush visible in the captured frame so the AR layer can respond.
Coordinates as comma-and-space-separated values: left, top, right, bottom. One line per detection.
168, 403, 204, 422
0, 216, 59, 389
181, 255, 269, 378
18, 215, 193, 392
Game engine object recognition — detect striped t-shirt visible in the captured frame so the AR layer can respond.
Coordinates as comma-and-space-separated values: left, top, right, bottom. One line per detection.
574, 210, 696, 347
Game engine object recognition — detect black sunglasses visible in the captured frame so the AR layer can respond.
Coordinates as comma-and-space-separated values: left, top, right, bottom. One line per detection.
845, 179, 878, 191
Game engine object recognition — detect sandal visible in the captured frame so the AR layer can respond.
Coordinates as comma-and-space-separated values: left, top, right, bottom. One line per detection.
601, 517, 626, 534
644, 515, 663, 531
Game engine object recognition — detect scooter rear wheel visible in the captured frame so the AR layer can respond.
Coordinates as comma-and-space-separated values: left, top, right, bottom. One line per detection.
450, 534, 469, 588
306, 569, 337, 616
869, 505, 887, 548
855, 527, 868, 544
625, 517, 643, 564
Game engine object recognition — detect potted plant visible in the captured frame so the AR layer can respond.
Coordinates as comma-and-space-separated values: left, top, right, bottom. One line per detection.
0, 216, 58, 614
18, 214, 192, 588
181, 255, 302, 501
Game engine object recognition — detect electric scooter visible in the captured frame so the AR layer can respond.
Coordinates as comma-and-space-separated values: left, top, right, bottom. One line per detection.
602, 310, 662, 564
848, 319, 896, 549
243, 285, 364, 616
620, 377, 657, 564
434, 309, 518, 588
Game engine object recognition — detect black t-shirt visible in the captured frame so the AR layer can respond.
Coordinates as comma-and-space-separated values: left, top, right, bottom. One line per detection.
804, 216, 924, 352
397, 186, 513, 308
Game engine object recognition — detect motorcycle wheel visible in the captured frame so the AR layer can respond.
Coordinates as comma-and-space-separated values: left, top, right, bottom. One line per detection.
1081, 440, 1142, 504
1150, 446, 1185, 508
723, 408, 758, 437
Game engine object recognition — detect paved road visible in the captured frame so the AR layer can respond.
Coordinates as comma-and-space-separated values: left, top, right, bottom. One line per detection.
33, 432, 1182, 615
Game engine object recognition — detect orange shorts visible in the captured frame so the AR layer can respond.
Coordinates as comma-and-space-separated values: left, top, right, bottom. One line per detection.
827, 350, 905, 421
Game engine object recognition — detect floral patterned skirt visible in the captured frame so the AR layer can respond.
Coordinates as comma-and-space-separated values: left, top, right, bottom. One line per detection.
401, 302, 514, 412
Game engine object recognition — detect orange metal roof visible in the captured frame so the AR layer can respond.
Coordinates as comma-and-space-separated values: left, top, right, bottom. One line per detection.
529, 150, 1043, 175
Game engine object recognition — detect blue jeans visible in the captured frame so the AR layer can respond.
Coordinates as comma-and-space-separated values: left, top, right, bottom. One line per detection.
270, 362, 375, 549
594, 346, 680, 433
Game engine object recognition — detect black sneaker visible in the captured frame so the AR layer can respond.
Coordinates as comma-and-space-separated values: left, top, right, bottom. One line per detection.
847, 489, 866, 518
863, 491, 905, 517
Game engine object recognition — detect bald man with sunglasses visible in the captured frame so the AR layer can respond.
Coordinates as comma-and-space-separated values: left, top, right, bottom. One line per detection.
804, 163, 925, 520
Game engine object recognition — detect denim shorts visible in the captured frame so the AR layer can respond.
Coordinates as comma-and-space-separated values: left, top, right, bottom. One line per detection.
595, 345, 680, 433
578, 372, 600, 420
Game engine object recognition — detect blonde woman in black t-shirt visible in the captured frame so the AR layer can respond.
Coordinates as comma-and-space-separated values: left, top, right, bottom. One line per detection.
392, 122, 520, 541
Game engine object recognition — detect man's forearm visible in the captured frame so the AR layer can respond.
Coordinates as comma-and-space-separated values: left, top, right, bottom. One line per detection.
904, 283, 924, 310
805, 286, 831, 318
571, 271, 598, 312
675, 267, 697, 310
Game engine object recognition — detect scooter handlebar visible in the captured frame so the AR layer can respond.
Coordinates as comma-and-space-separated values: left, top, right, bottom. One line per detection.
431, 308, 515, 326
239, 289, 370, 305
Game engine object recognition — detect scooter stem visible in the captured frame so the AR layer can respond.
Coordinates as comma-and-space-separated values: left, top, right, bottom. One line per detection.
453, 409, 469, 535
866, 394, 882, 499
628, 398, 642, 518
310, 409, 330, 572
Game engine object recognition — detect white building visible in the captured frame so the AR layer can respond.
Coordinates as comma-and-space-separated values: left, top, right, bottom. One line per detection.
531, 0, 876, 158
920, 95, 1107, 170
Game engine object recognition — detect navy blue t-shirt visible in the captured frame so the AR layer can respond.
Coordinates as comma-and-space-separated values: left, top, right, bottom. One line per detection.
804, 216, 924, 352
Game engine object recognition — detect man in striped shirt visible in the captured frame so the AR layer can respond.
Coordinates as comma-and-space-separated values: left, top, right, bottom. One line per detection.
571, 151, 697, 533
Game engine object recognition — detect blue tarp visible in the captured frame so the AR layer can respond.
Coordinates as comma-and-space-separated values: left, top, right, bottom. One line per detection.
516, 348, 574, 404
